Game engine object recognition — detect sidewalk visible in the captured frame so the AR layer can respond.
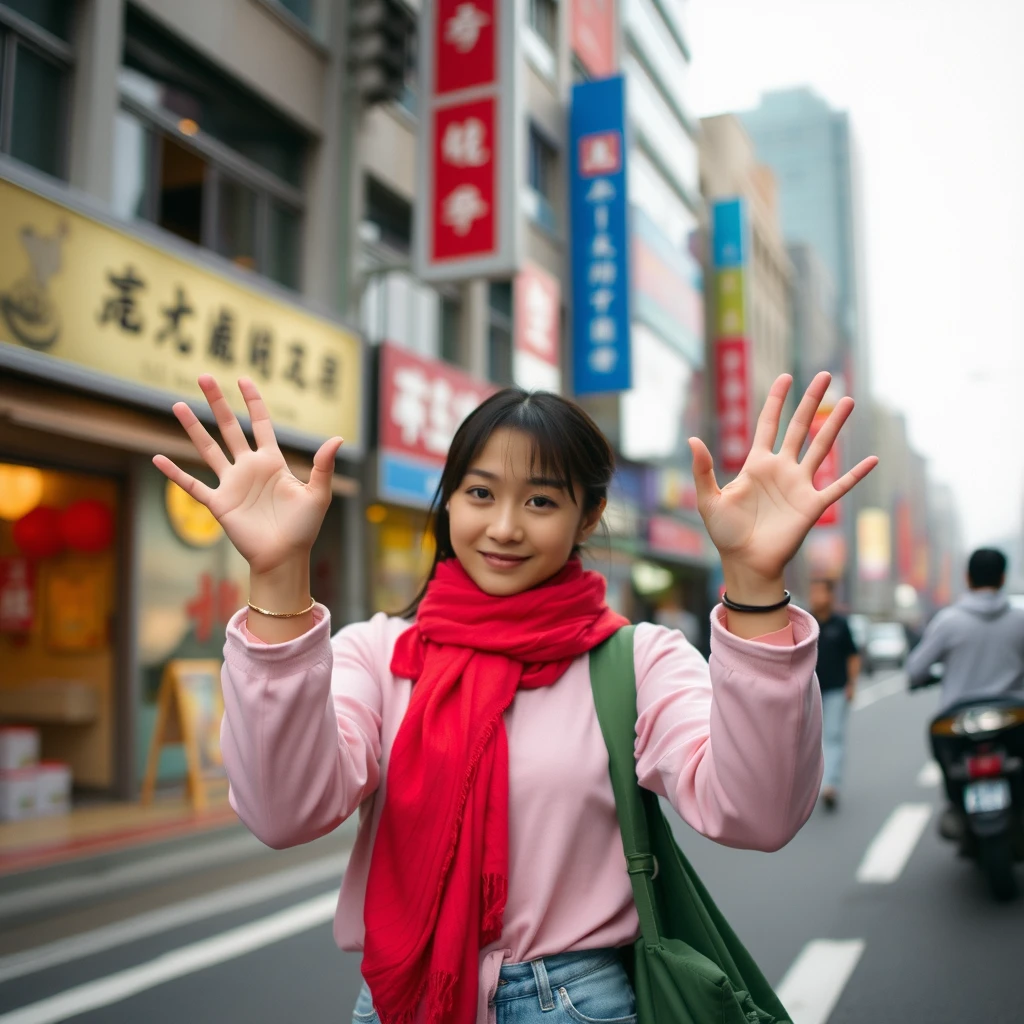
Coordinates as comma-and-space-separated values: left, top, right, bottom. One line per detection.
0, 790, 238, 877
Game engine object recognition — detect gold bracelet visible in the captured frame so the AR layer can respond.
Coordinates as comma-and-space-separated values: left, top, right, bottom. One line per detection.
246, 597, 316, 618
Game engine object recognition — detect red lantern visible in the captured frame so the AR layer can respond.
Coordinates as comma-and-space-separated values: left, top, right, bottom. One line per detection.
59, 500, 115, 554
12, 506, 64, 560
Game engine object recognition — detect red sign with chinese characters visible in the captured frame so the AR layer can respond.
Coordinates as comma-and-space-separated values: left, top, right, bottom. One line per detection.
436, 0, 497, 95
432, 97, 497, 262
715, 338, 752, 474
514, 262, 561, 367
380, 343, 495, 465
809, 407, 840, 527
579, 131, 622, 178
648, 516, 706, 559
572, 0, 616, 78
0, 557, 34, 633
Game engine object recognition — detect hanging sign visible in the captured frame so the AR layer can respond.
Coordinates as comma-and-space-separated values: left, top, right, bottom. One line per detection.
414, 0, 522, 282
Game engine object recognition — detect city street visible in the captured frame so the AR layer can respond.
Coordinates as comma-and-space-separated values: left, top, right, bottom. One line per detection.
0, 672, 1021, 1024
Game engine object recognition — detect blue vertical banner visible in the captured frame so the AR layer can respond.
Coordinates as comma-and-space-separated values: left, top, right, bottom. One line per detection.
570, 75, 631, 395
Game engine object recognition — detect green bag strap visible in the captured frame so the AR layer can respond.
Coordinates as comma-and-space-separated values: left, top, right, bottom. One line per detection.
589, 625, 662, 946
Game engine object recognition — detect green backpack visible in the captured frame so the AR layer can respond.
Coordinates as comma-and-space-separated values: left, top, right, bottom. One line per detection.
589, 627, 793, 1024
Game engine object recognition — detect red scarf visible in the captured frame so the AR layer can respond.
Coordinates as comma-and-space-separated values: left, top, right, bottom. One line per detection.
361, 557, 627, 1024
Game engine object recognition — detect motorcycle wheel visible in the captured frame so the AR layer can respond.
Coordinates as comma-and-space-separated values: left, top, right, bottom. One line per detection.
977, 834, 1019, 902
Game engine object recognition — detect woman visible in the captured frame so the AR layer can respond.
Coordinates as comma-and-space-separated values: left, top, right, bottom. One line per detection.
153, 370, 875, 1024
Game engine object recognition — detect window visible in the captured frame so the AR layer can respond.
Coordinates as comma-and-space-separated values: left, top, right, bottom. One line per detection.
488, 282, 513, 386
527, 126, 557, 233
276, 0, 315, 29
113, 9, 307, 289
364, 176, 412, 254
528, 0, 558, 48
439, 294, 461, 366
0, 3, 73, 179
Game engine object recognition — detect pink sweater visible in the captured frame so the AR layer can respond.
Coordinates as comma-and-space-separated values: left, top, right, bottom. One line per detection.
220, 604, 822, 1023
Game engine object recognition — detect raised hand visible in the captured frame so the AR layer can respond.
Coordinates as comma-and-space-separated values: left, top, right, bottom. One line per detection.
152, 375, 344, 576
689, 372, 877, 607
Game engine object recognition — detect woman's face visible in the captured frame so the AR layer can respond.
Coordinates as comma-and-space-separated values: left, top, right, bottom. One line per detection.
447, 428, 604, 596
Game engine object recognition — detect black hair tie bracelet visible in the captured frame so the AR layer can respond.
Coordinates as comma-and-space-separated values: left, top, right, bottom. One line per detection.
721, 590, 792, 614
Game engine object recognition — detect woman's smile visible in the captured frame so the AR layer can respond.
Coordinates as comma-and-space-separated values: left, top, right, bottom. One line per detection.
479, 551, 531, 570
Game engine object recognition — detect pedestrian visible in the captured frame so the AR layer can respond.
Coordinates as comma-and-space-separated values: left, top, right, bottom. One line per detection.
153, 371, 875, 1024
808, 578, 861, 811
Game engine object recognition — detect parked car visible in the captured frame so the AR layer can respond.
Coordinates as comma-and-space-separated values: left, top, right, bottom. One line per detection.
866, 620, 910, 671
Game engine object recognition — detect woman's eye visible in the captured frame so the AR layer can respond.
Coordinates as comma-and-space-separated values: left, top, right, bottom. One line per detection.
529, 495, 557, 509
466, 487, 491, 500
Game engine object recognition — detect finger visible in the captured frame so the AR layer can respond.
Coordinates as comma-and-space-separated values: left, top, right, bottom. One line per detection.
307, 436, 345, 502
237, 377, 279, 450
781, 371, 832, 457
171, 400, 231, 477
152, 454, 216, 507
817, 455, 879, 509
802, 396, 854, 476
688, 437, 721, 510
198, 374, 252, 459
750, 374, 793, 453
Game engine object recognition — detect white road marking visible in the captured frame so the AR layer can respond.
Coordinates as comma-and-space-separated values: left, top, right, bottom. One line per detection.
856, 803, 932, 883
0, 892, 338, 1024
0, 852, 348, 983
776, 939, 866, 1024
917, 760, 943, 788
0, 832, 264, 921
852, 672, 905, 710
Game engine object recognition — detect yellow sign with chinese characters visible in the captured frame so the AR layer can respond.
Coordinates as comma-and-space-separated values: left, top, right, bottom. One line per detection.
0, 177, 363, 447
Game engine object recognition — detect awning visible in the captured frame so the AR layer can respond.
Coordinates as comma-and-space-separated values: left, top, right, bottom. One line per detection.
0, 380, 359, 497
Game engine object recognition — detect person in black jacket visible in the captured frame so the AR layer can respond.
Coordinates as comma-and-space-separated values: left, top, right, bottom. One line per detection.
810, 579, 861, 810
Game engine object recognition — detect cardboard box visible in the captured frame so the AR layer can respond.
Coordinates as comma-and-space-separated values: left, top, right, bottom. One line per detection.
0, 769, 38, 821
0, 727, 40, 772
35, 762, 72, 817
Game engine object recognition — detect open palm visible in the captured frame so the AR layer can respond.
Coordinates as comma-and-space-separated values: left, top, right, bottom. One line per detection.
152, 375, 343, 575
690, 372, 877, 583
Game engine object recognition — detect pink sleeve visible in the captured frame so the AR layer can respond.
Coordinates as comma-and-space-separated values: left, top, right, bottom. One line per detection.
633, 606, 822, 852
220, 606, 387, 849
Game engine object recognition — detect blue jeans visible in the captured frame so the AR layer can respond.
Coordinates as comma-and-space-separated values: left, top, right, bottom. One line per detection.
821, 688, 850, 791
352, 949, 636, 1023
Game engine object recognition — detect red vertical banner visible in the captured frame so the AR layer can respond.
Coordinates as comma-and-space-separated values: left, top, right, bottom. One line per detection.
715, 338, 751, 474
432, 97, 497, 261
514, 261, 561, 367
417, 0, 519, 281
436, 0, 497, 95
571, 0, 616, 78
896, 498, 914, 583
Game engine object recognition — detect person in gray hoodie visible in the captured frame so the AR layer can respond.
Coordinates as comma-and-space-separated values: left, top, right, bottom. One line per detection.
907, 548, 1024, 712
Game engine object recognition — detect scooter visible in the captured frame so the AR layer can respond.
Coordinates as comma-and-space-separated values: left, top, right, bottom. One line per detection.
922, 670, 1024, 900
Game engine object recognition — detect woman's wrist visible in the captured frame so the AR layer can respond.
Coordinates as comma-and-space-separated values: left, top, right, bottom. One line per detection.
246, 558, 315, 643
719, 563, 789, 639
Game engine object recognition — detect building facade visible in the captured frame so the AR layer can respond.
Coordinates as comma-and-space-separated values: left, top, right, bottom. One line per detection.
0, 0, 366, 801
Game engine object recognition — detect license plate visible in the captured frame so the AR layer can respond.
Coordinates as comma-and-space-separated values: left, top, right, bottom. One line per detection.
964, 778, 1011, 814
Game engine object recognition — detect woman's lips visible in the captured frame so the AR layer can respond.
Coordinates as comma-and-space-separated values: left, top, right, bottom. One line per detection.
480, 552, 529, 570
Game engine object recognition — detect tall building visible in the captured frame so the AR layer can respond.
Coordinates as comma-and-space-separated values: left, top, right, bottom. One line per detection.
574, 0, 713, 635
699, 114, 793, 424
741, 87, 873, 605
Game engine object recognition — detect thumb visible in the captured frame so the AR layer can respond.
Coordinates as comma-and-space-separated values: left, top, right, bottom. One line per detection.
308, 436, 344, 502
688, 437, 720, 510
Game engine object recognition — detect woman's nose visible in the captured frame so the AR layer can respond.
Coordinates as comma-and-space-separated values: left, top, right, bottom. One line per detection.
487, 505, 523, 543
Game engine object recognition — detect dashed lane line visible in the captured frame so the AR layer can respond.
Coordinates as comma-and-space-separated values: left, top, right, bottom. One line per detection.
856, 803, 932, 884
852, 672, 905, 710
917, 760, 943, 788
775, 939, 866, 1024
0, 892, 338, 1024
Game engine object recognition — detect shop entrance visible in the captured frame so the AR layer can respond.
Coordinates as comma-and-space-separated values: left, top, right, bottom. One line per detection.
0, 461, 120, 822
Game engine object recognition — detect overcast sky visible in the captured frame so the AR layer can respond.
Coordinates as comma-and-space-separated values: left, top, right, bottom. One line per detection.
689, 0, 1024, 549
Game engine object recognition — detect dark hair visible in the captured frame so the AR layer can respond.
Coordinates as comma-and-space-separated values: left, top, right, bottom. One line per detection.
968, 548, 1007, 589
400, 387, 615, 617
810, 578, 835, 593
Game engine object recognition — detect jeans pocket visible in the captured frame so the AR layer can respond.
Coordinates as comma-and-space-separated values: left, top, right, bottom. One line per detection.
557, 962, 637, 1024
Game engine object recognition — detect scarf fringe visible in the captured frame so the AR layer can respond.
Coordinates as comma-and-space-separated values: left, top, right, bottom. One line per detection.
375, 970, 456, 1024
481, 872, 508, 945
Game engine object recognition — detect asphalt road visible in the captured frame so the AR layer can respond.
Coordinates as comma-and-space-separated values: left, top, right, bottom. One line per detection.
1, 670, 1021, 1024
